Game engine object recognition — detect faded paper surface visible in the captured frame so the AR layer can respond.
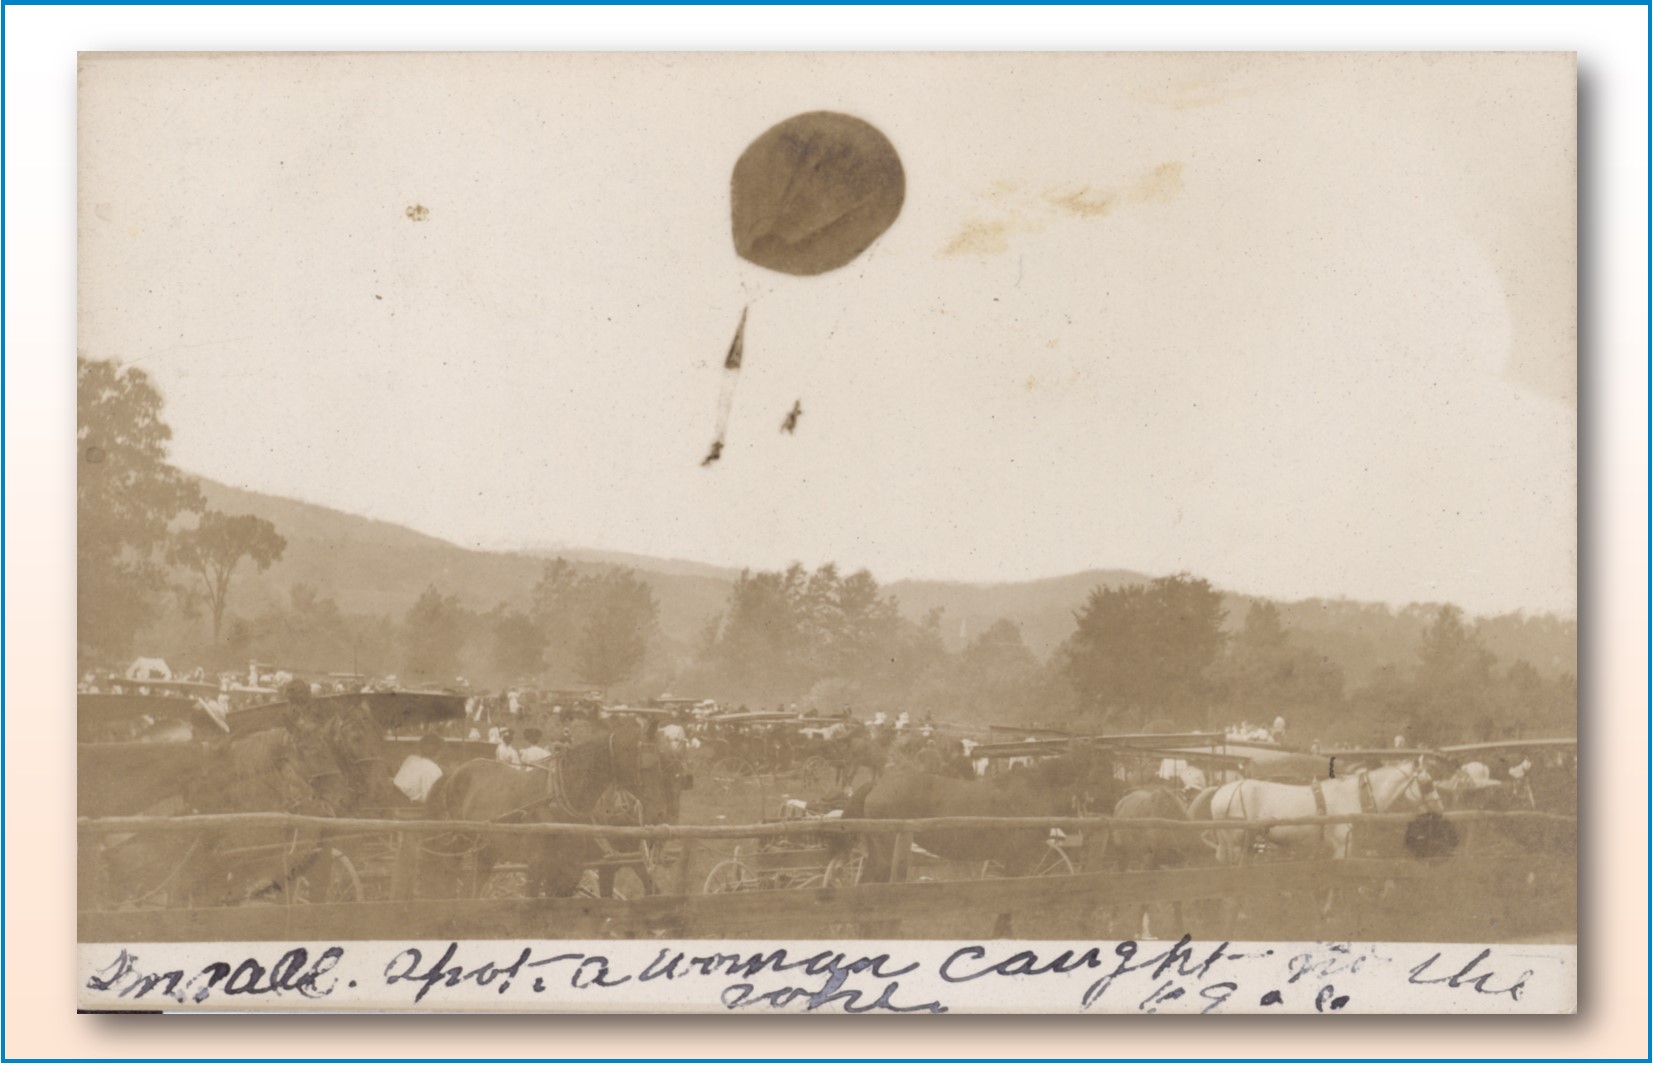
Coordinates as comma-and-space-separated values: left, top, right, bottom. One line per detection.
78, 52, 1576, 607
75, 51, 1576, 1017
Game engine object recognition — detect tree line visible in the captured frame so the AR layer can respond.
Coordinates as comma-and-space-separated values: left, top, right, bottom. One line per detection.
208, 561, 661, 694
680, 565, 1575, 747
80, 354, 1576, 747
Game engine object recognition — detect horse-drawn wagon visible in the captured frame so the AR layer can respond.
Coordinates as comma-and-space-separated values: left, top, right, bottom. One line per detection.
701, 795, 866, 893
690, 712, 835, 790
78, 687, 381, 910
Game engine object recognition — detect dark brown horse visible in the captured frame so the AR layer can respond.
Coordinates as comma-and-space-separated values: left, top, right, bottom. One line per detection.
1107, 787, 1202, 871
831, 729, 887, 790
326, 703, 404, 810
912, 744, 947, 776
87, 698, 399, 909
1106, 786, 1202, 940
179, 728, 340, 906
279, 700, 402, 816
842, 746, 1123, 884
427, 725, 669, 898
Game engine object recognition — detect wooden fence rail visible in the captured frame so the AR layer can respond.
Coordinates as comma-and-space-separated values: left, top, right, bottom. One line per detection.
79, 852, 1574, 944
78, 804, 1575, 943
77, 808, 1575, 841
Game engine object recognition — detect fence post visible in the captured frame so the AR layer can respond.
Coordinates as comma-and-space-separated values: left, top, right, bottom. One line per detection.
888, 831, 913, 883
390, 833, 421, 901
674, 838, 702, 896
78, 842, 101, 911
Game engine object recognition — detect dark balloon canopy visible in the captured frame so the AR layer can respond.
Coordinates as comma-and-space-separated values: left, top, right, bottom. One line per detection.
731, 111, 905, 277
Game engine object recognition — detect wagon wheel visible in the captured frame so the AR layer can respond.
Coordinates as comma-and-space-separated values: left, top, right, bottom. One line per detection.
714, 757, 751, 780
801, 755, 831, 788
1035, 841, 1078, 877
703, 855, 761, 895
292, 849, 364, 905
822, 845, 866, 889
590, 786, 649, 857
101, 834, 205, 910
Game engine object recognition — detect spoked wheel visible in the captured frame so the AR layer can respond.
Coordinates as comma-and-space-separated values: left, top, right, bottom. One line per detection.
589, 785, 661, 898
1035, 841, 1078, 877
801, 756, 831, 788
714, 757, 751, 780
100, 835, 205, 910
823, 846, 866, 889
292, 849, 364, 904
591, 786, 647, 854
415, 834, 481, 900
703, 855, 761, 895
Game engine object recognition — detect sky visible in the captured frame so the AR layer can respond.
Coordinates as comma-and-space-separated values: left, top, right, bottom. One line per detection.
77, 52, 1576, 615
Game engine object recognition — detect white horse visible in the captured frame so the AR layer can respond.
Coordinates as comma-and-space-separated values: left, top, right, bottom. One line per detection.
1207, 758, 1445, 863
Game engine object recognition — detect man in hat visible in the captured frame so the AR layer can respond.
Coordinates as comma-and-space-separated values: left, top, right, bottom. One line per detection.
495, 727, 523, 767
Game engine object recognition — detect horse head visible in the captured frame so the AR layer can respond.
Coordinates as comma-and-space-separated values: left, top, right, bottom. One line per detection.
643, 728, 691, 824
193, 728, 331, 818
598, 723, 682, 825
1022, 741, 1118, 814
1386, 756, 1446, 815
321, 704, 400, 811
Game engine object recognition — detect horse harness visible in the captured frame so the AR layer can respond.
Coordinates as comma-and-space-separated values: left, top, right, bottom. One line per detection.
1307, 772, 1381, 816
489, 731, 632, 826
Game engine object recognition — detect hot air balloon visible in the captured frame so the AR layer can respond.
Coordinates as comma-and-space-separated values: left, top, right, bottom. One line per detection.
703, 111, 904, 464
731, 111, 906, 277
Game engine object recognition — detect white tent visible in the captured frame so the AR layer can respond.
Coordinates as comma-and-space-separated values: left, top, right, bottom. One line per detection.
124, 657, 172, 681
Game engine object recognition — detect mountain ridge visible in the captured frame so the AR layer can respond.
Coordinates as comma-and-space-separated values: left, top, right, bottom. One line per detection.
181, 475, 1576, 682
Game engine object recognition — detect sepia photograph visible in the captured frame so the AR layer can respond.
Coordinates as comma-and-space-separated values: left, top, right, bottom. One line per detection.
73, 49, 1577, 1015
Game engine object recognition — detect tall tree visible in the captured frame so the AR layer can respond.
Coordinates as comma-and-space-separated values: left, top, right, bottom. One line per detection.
488, 604, 547, 684
1217, 599, 1346, 727
1236, 600, 1289, 651
1062, 573, 1227, 728
77, 357, 203, 662
168, 510, 287, 643
575, 569, 659, 692
1412, 605, 1497, 746
1497, 659, 1548, 741
951, 618, 1046, 725
530, 558, 588, 679
704, 566, 811, 701
242, 583, 351, 672
837, 568, 904, 682
403, 586, 468, 683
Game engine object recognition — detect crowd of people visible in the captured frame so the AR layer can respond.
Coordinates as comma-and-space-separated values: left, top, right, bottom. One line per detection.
83, 652, 1577, 820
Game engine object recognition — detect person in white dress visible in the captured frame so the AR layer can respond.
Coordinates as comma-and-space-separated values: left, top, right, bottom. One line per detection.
494, 728, 523, 767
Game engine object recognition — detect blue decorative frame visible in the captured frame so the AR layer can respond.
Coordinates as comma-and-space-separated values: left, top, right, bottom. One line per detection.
8, 2, 1646, 1061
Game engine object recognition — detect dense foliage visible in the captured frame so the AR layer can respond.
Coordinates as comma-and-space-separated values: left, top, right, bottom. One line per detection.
84, 357, 1577, 746
78, 358, 282, 664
